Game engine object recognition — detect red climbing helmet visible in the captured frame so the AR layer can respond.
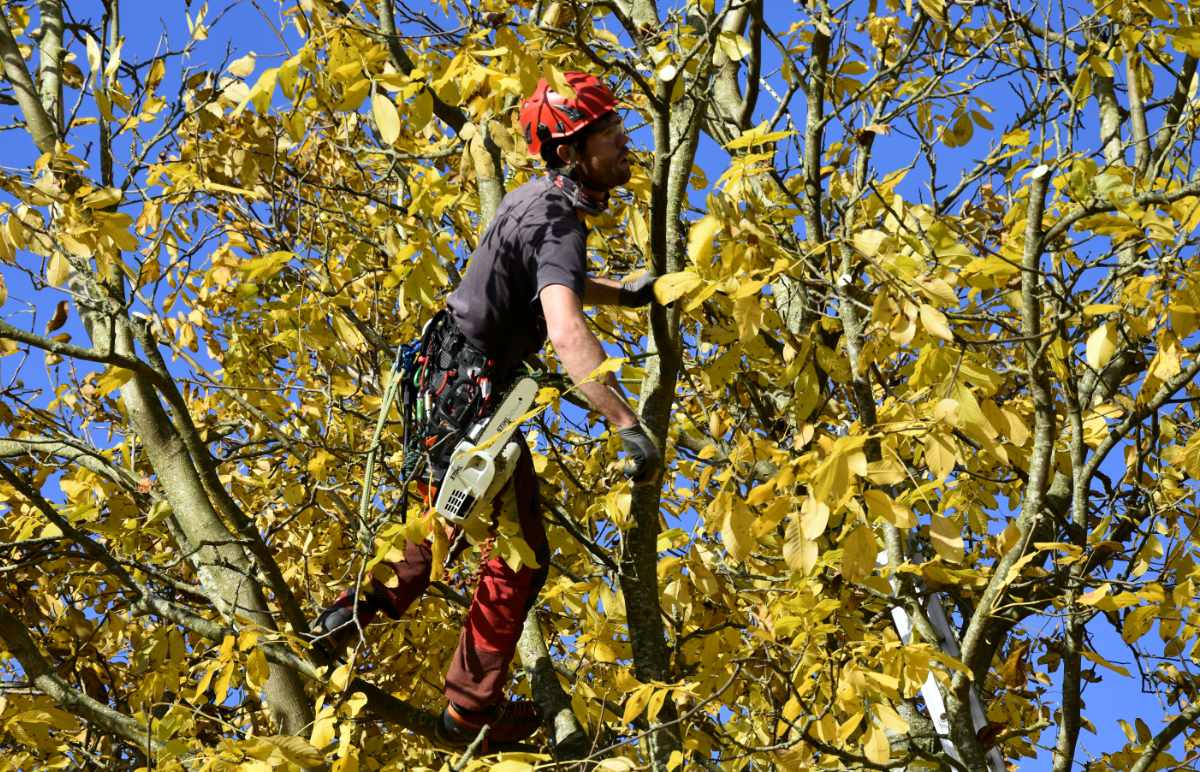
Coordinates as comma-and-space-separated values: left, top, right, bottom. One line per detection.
519, 72, 618, 157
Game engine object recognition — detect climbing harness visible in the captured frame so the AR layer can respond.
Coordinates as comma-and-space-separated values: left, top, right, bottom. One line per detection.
405, 310, 516, 478
357, 310, 531, 549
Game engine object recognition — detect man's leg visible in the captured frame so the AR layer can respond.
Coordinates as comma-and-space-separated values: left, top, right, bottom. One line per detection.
314, 538, 435, 647
440, 439, 549, 743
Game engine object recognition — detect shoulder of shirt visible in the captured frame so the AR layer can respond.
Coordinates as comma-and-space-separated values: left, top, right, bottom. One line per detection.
511, 176, 584, 225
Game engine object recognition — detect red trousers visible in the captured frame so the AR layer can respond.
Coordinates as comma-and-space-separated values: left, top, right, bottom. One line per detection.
353, 439, 549, 711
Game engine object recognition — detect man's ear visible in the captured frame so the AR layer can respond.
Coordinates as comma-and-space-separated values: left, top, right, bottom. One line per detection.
555, 142, 577, 168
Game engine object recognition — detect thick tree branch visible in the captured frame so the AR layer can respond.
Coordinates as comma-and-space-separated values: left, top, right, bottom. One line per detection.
1129, 699, 1200, 772
0, 604, 161, 755
0, 435, 141, 490
0, 5, 58, 152
0, 318, 161, 380
1040, 179, 1200, 251
35, 0, 62, 132
951, 170, 1051, 766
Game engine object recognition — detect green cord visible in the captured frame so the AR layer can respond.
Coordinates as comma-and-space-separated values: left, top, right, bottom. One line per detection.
357, 344, 406, 553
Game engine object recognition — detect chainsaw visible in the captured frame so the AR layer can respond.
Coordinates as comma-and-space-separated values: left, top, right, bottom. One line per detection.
434, 376, 538, 529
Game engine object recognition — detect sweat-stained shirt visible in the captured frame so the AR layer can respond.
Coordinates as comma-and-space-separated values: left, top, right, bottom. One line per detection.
446, 174, 591, 372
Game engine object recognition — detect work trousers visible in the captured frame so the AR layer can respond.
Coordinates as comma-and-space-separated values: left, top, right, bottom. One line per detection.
352, 438, 549, 711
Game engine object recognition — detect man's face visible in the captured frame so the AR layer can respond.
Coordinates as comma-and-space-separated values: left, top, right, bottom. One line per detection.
574, 112, 631, 191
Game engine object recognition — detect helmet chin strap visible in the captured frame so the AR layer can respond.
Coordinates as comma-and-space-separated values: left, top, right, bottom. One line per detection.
550, 167, 609, 215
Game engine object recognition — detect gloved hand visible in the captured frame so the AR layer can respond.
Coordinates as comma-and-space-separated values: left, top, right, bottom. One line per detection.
618, 424, 661, 484
618, 274, 657, 307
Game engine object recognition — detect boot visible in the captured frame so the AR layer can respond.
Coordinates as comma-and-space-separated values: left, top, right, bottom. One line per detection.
437, 699, 543, 748
311, 591, 379, 656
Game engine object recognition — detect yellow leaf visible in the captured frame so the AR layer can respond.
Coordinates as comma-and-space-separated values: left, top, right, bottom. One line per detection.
1081, 647, 1131, 677
801, 495, 829, 540
343, 691, 368, 718
85, 34, 101, 84
596, 760, 637, 772
213, 659, 235, 704
1086, 322, 1117, 370
838, 711, 864, 743
841, 524, 876, 582
923, 431, 957, 479
246, 648, 269, 689
240, 67, 279, 114
329, 663, 351, 692
1078, 583, 1110, 606
919, 303, 953, 341
724, 123, 796, 151
853, 229, 887, 257
191, 663, 217, 703
103, 38, 123, 84
811, 437, 867, 506
863, 724, 891, 764
332, 313, 366, 352
646, 688, 669, 722
585, 356, 624, 382
95, 366, 134, 395
866, 460, 906, 485
654, 271, 703, 306
783, 515, 817, 574
410, 88, 433, 131
372, 91, 401, 145
81, 186, 122, 209
717, 31, 753, 61
732, 277, 767, 300
931, 515, 964, 562
722, 497, 756, 561
733, 295, 763, 340
228, 53, 256, 78
535, 386, 560, 405
46, 253, 70, 287
875, 703, 909, 733
309, 705, 338, 749
264, 735, 325, 768
238, 630, 260, 652
1122, 605, 1157, 644
542, 64, 577, 100
746, 480, 775, 506
622, 684, 652, 724
863, 489, 916, 528
686, 214, 721, 265
1172, 27, 1200, 57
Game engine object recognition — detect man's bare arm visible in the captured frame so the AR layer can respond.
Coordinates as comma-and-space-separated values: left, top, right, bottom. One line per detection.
541, 283, 637, 428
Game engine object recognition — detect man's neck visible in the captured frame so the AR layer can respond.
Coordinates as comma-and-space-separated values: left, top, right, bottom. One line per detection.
550, 170, 609, 215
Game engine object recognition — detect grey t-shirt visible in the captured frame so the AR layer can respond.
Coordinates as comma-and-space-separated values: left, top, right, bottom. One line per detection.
446, 175, 588, 370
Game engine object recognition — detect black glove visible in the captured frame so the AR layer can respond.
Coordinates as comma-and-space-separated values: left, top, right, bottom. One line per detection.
618, 424, 661, 484
618, 274, 657, 307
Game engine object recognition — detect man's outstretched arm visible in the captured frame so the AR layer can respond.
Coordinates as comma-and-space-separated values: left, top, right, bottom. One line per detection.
541, 283, 661, 482
542, 283, 637, 426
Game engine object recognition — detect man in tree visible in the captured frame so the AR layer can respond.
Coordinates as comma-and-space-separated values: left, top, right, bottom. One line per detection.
313, 72, 662, 748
